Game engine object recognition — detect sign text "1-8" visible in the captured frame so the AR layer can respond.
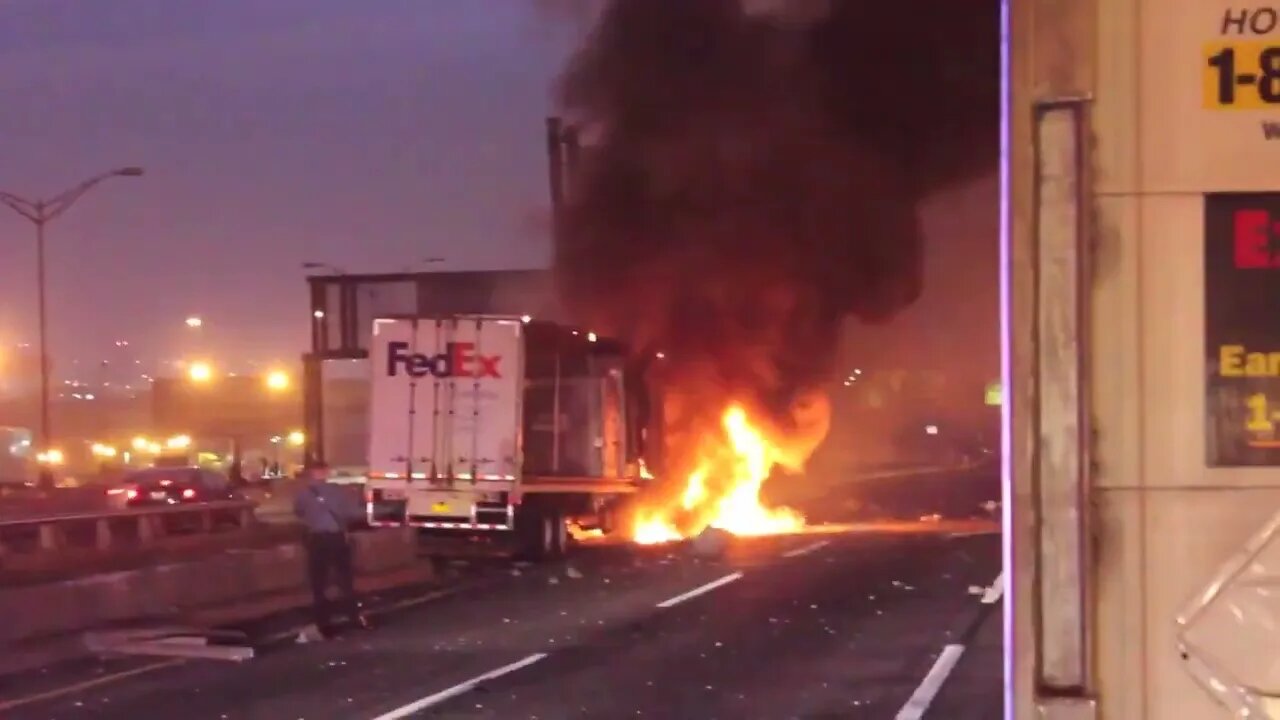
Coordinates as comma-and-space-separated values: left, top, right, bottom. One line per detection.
1205, 41, 1280, 109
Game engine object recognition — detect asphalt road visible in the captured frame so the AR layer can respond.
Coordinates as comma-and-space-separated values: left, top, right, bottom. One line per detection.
1, 469, 1003, 720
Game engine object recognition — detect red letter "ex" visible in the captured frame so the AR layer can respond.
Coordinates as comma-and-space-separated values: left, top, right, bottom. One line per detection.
448, 342, 502, 378
1233, 208, 1280, 269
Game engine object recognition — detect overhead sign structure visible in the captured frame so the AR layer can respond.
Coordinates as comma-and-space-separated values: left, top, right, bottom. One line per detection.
1205, 192, 1280, 466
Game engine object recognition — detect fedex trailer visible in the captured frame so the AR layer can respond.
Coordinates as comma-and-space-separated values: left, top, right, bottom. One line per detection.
364, 315, 655, 558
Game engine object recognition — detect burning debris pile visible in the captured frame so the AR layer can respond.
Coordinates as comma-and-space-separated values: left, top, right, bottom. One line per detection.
549, 0, 997, 543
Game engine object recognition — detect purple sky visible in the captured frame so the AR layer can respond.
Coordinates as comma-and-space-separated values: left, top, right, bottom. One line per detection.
0, 1, 578, 370
0, 1, 996, 386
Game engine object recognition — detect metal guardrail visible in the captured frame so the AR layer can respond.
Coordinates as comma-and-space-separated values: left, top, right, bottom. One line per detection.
0, 500, 257, 556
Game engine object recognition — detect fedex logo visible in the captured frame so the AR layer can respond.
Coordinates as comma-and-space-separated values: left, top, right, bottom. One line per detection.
386, 341, 501, 379
1233, 208, 1280, 269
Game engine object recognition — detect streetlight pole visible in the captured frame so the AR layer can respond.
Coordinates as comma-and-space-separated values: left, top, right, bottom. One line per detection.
0, 167, 144, 486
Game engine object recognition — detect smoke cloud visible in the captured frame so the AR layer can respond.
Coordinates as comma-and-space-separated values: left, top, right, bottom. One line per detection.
551, 0, 997, 446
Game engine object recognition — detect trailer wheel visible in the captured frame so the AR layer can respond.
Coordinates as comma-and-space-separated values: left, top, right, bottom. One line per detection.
599, 506, 618, 536
549, 510, 569, 557
516, 505, 563, 560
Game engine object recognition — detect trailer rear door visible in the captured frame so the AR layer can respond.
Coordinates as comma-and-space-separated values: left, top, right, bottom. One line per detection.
368, 318, 417, 478
408, 316, 523, 483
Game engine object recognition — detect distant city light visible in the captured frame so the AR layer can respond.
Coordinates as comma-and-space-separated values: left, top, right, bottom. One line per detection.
265, 370, 290, 391
287, 431, 305, 447
185, 316, 203, 328
313, 310, 325, 319
587, 332, 598, 343
925, 425, 939, 435
91, 443, 118, 458
36, 449, 64, 466
521, 315, 532, 323
132, 436, 150, 452
166, 434, 192, 450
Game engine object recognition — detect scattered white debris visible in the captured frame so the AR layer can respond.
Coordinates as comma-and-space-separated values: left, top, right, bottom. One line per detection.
566, 566, 584, 579
920, 513, 943, 523
967, 585, 985, 596
548, 576, 560, 585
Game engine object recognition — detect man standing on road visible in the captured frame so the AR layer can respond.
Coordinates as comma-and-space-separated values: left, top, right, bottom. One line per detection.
293, 461, 371, 637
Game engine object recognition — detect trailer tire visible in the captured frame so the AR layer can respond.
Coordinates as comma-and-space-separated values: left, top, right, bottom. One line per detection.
517, 505, 564, 561
549, 510, 569, 557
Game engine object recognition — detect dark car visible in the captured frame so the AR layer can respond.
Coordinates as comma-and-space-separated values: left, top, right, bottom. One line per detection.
107, 466, 242, 509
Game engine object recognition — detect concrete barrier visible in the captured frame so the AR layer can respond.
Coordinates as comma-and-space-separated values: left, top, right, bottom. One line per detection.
0, 527, 424, 673
0, 500, 257, 560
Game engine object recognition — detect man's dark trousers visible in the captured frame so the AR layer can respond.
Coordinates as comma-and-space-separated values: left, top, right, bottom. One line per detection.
306, 531, 358, 631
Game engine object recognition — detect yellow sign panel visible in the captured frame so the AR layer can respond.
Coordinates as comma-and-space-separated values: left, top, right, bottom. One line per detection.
1204, 41, 1280, 109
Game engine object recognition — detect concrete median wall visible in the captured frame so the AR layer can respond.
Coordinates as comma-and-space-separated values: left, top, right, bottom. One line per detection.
0, 528, 420, 671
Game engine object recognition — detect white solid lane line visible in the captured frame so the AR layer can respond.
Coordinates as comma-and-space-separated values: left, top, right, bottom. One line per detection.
369, 653, 548, 720
655, 572, 744, 608
782, 539, 830, 558
981, 572, 1004, 604
894, 644, 966, 720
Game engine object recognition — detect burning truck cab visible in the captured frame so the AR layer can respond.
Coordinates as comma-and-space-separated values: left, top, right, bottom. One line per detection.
364, 314, 661, 558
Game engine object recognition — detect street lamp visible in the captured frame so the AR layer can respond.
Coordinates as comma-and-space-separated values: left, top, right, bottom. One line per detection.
0, 166, 144, 486
188, 361, 213, 384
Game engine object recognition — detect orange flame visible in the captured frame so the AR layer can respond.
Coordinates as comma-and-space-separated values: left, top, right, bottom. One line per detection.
633, 396, 829, 544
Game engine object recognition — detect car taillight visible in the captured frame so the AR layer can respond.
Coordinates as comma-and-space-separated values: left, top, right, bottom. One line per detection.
182, 488, 196, 499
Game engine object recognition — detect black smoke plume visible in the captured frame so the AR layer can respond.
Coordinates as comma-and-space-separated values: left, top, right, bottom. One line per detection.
551, 0, 997, 465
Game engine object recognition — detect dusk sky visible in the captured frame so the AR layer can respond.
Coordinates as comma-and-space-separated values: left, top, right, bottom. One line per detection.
0, 1, 579, 371
0, 1, 995, 382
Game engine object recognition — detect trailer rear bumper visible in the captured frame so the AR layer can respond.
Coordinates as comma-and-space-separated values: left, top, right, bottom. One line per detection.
406, 519, 514, 531
366, 497, 515, 531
